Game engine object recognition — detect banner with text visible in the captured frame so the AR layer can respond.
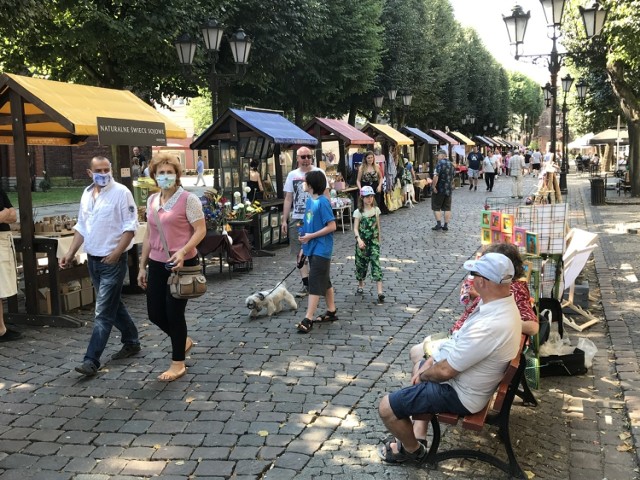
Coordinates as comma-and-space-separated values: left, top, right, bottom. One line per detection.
97, 117, 167, 146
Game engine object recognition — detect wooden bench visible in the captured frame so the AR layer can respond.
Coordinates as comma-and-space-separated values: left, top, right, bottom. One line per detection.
414, 336, 527, 479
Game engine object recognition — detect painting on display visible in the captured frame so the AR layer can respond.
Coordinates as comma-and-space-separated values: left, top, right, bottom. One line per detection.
513, 227, 527, 247
481, 210, 491, 229
526, 232, 539, 255
481, 228, 491, 245
501, 213, 514, 234
490, 212, 502, 231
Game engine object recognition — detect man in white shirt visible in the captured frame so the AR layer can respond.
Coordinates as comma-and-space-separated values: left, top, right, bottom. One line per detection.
281, 146, 329, 297
377, 253, 521, 464
60, 156, 140, 376
508, 151, 526, 199
531, 148, 542, 175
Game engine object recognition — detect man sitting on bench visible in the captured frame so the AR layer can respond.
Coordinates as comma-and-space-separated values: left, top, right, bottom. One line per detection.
378, 253, 522, 464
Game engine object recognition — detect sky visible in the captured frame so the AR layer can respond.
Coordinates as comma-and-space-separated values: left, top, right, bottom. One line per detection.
449, 0, 562, 85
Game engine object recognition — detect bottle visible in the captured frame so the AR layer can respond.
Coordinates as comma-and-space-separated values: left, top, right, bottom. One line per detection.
297, 221, 305, 237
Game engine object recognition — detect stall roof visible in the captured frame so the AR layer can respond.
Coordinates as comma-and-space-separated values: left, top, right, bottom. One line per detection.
474, 135, 497, 147
304, 117, 374, 145
589, 128, 629, 145
428, 129, 459, 145
0, 73, 186, 145
494, 137, 518, 149
191, 108, 317, 149
449, 131, 475, 146
401, 126, 439, 145
361, 123, 413, 146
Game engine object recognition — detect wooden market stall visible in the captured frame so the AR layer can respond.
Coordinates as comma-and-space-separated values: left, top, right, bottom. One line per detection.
400, 126, 438, 174
190, 108, 318, 252
0, 73, 186, 326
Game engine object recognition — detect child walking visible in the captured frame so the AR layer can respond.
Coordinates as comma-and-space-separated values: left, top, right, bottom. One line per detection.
296, 170, 337, 333
353, 186, 384, 304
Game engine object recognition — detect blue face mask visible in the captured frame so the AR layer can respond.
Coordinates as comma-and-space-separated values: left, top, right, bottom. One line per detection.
93, 172, 111, 187
156, 174, 177, 190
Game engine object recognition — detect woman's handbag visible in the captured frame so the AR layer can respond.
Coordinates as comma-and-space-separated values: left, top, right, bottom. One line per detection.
153, 198, 207, 300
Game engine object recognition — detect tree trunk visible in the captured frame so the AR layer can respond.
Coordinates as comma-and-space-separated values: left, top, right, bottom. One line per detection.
348, 103, 357, 126
629, 120, 640, 197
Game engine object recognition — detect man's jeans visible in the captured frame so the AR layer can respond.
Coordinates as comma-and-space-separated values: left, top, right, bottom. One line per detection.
84, 252, 139, 368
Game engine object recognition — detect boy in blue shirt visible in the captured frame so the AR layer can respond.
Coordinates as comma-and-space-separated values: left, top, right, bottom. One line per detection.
296, 170, 337, 333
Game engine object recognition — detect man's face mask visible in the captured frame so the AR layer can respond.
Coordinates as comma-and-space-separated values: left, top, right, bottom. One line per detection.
93, 172, 111, 187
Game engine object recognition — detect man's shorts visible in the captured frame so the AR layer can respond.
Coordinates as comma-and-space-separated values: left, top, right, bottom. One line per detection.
531, 163, 541, 171
467, 168, 479, 179
288, 218, 303, 254
388, 381, 470, 419
308, 255, 332, 296
431, 192, 452, 211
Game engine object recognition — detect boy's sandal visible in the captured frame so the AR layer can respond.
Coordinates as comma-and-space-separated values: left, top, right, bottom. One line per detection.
296, 318, 313, 333
315, 310, 338, 322
378, 438, 427, 464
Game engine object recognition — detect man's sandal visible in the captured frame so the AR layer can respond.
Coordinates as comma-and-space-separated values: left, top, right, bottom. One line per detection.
296, 318, 313, 333
315, 310, 338, 322
378, 438, 427, 464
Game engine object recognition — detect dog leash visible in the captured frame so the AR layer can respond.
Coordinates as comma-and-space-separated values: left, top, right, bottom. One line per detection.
260, 264, 298, 299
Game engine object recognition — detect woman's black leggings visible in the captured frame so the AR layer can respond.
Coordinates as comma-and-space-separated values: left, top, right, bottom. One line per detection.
484, 172, 495, 191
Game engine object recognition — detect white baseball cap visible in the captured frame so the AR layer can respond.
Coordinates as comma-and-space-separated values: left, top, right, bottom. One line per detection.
463, 253, 514, 284
360, 186, 375, 196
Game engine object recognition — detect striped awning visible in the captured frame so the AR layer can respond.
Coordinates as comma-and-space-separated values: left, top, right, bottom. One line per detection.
361, 123, 413, 146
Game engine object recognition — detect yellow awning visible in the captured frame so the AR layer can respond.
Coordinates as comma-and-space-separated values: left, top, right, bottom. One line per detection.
0, 73, 186, 145
450, 131, 475, 146
363, 123, 413, 146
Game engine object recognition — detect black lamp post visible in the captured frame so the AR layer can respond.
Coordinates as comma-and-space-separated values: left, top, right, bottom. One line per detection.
175, 19, 252, 121
560, 73, 574, 192
387, 87, 398, 128
503, 1, 608, 193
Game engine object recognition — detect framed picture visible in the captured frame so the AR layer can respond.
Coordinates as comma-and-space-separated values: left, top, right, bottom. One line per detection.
246, 137, 257, 159
220, 141, 231, 167
260, 212, 270, 230
491, 230, 502, 243
490, 212, 502, 231
526, 232, 539, 254
501, 232, 513, 244
481, 210, 491, 229
272, 226, 280, 243
223, 171, 232, 190
270, 212, 280, 228
513, 227, 527, 247
501, 213, 514, 234
254, 138, 264, 160
522, 261, 533, 283
238, 137, 249, 157
261, 228, 272, 247
481, 228, 491, 245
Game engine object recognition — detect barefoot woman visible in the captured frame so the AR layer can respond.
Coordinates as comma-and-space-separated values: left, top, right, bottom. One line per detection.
137, 153, 206, 381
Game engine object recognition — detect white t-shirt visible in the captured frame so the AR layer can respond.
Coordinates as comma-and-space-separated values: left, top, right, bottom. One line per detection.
433, 295, 522, 413
482, 156, 497, 173
531, 151, 542, 164
283, 167, 328, 220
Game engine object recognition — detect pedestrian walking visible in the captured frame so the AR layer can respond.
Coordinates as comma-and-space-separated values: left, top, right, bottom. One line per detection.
431, 150, 455, 232
296, 170, 337, 333
60, 156, 140, 376
531, 148, 542, 175
482, 150, 497, 192
466, 146, 483, 191
137, 153, 206, 382
0, 186, 21, 342
195, 156, 206, 186
508, 151, 526, 198
353, 186, 384, 304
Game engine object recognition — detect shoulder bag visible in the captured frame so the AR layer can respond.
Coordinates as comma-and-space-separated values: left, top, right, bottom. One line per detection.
152, 196, 207, 300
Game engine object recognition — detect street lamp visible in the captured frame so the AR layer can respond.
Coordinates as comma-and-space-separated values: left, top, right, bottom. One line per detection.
387, 87, 398, 127
560, 73, 574, 192
400, 92, 413, 127
503, 1, 608, 194
575, 78, 588, 101
175, 19, 252, 120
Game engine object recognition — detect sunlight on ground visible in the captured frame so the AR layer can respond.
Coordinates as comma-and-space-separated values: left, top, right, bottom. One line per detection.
380, 257, 417, 264
605, 221, 640, 235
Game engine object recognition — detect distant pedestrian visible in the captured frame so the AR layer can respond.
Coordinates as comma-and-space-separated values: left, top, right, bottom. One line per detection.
60, 156, 140, 377
531, 148, 542, 174
482, 150, 498, 192
296, 170, 337, 333
247, 159, 264, 201
508, 151, 526, 198
431, 150, 455, 232
195, 156, 206, 186
0, 186, 21, 342
524, 150, 532, 175
353, 186, 384, 304
133, 147, 147, 176
466, 146, 483, 191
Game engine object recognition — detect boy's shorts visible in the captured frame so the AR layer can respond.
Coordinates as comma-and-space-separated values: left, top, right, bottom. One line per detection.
308, 255, 332, 296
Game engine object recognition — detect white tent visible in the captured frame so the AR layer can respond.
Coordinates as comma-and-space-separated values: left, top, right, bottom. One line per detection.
568, 132, 594, 149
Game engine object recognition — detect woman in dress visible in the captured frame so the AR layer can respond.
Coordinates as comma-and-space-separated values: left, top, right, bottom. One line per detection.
246, 159, 264, 202
137, 153, 206, 381
357, 150, 384, 211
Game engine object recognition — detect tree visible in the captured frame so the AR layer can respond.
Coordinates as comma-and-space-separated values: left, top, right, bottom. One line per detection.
508, 71, 544, 144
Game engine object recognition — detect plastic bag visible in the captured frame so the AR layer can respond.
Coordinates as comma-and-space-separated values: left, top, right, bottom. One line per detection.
539, 331, 574, 357
577, 338, 598, 369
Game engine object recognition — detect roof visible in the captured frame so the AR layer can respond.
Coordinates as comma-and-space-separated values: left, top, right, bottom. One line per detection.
361, 123, 413, 146
400, 127, 439, 145
589, 128, 629, 145
427, 129, 459, 145
0, 73, 186, 146
474, 135, 497, 147
568, 132, 594, 149
304, 117, 374, 145
494, 137, 518, 149
449, 131, 475, 146
191, 108, 317, 149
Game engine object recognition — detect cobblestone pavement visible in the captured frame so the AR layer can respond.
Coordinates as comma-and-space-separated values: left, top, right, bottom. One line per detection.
1, 173, 639, 479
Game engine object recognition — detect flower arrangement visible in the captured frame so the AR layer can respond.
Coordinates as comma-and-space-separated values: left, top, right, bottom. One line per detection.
201, 189, 265, 230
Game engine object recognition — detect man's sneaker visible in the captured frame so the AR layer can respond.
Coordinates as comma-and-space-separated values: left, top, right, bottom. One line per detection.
295, 286, 309, 298
469, 184, 473, 190
442, 225, 449, 231
474, 186, 477, 191
112, 343, 141, 360
432, 224, 442, 231
75, 361, 98, 377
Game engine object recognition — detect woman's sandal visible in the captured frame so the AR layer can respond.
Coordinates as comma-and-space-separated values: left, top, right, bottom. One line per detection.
356, 287, 364, 294
378, 438, 427, 464
296, 318, 313, 333
185, 337, 194, 355
315, 310, 338, 322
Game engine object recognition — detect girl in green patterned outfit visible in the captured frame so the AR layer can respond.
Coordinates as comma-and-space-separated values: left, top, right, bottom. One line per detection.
353, 186, 384, 304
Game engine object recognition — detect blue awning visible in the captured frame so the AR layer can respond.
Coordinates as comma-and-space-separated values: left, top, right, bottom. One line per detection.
401, 127, 439, 145
191, 108, 317, 149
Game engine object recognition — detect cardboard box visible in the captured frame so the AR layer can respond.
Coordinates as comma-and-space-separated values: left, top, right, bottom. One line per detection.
80, 287, 95, 306
37, 288, 52, 315
62, 291, 81, 312
81, 277, 93, 289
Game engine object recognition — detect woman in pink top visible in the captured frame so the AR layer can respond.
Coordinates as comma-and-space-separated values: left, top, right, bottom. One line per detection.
137, 153, 206, 381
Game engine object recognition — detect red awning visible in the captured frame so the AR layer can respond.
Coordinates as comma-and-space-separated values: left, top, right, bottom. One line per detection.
305, 117, 375, 145
428, 129, 460, 145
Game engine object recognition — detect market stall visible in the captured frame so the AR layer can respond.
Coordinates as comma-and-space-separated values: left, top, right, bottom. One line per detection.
190, 108, 318, 252
400, 126, 438, 174
0, 73, 186, 326
359, 123, 413, 212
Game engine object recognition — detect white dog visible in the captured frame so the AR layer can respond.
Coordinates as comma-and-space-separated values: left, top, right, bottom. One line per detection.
245, 283, 298, 318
